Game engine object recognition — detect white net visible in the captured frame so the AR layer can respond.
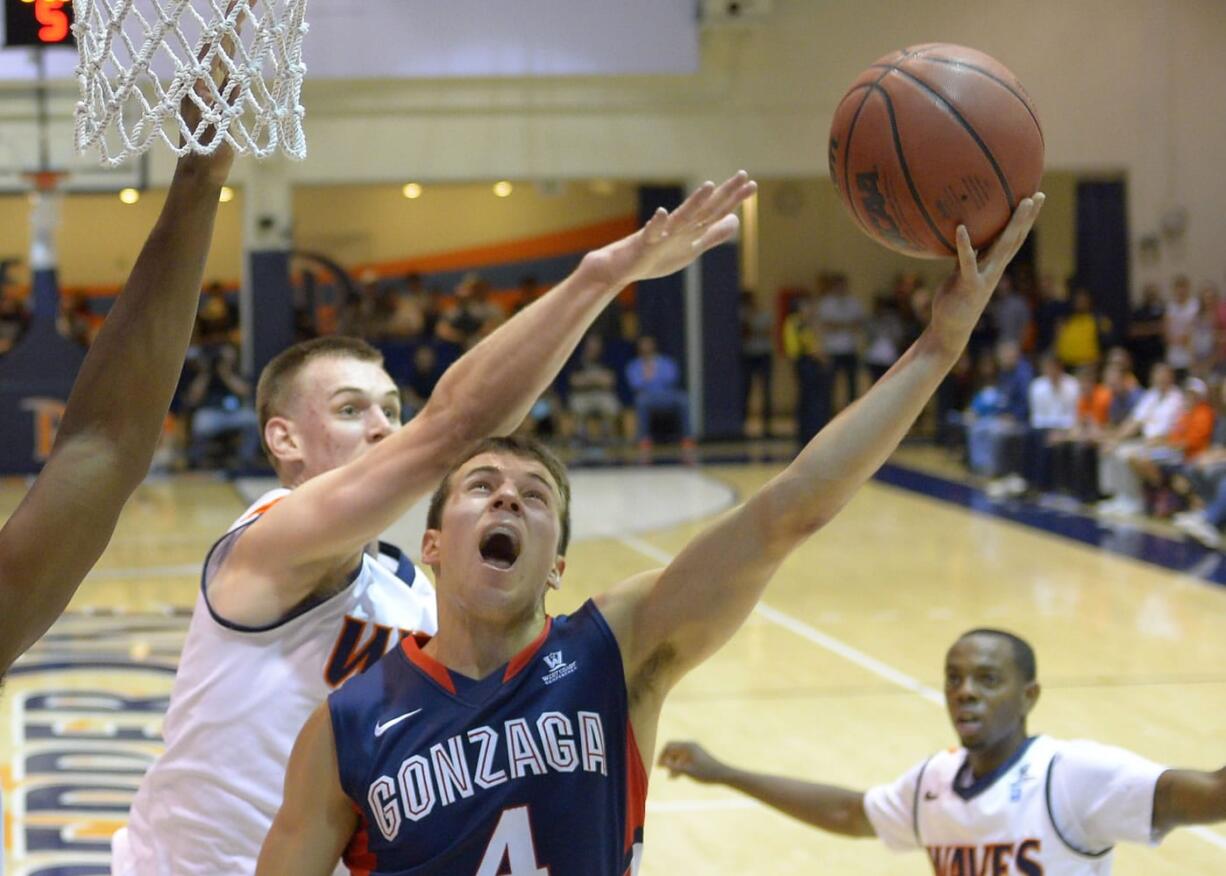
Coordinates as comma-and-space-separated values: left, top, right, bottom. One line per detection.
73, 0, 309, 166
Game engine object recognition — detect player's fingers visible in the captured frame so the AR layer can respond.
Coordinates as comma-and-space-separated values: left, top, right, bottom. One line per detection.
695, 171, 751, 223
693, 214, 740, 252
955, 225, 977, 280
643, 207, 670, 243
984, 193, 1044, 276
670, 181, 716, 227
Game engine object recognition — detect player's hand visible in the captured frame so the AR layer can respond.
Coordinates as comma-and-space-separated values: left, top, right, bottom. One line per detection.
584, 172, 757, 289
930, 193, 1046, 354
176, 0, 248, 186
658, 741, 729, 784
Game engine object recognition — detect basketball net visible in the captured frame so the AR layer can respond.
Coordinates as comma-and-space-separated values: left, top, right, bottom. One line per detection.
72, 0, 309, 166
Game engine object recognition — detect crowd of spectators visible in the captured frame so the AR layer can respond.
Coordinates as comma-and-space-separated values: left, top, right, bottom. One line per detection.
938, 271, 1226, 549
291, 269, 693, 461
12, 254, 1226, 548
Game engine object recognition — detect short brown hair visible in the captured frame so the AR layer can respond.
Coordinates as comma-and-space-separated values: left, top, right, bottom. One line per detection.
255, 336, 384, 458
426, 436, 572, 555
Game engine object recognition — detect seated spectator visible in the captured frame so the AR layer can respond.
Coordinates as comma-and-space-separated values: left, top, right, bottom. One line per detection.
1055, 288, 1111, 368
1104, 346, 1143, 392
626, 335, 694, 457
1049, 364, 1113, 501
1172, 380, 1226, 547
1097, 363, 1186, 515
1127, 377, 1215, 516
965, 341, 1033, 479
182, 338, 261, 470
402, 344, 443, 417
1008, 355, 1081, 495
383, 273, 427, 340
985, 354, 1077, 497
568, 335, 623, 446
517, 388, 565, 442
57, 291, 103, 348
436, 273, 505, 351
0, 282, 30, 355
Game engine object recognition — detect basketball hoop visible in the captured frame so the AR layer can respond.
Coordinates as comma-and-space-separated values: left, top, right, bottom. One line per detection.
23, 170, 68, 194
72, 0, 309, 167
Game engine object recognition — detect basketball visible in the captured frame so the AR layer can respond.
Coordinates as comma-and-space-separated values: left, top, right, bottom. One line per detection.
828, 43, 1044, 259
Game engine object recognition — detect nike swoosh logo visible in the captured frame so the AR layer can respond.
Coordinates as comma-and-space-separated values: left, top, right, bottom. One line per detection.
374, 708, 422, 737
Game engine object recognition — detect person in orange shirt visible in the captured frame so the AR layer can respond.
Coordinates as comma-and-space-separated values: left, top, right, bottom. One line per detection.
1074, 365, 1113, 432
1049, 365, 1114, 501
1128, 377, 1215, 514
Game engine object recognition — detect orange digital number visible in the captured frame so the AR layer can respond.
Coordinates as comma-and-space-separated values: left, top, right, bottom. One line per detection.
34, 0, 70, 44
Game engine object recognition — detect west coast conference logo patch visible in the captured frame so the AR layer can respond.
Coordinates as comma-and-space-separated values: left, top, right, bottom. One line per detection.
541, 650, 578, 685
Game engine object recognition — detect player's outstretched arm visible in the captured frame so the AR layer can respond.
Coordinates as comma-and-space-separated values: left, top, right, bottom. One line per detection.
258, 703, 355, 875
1153, 765, 1226, 835
659, 741, 875, 837
231, 174, 757, 603
0, 64, 235, 673
597, 196, 1045, 696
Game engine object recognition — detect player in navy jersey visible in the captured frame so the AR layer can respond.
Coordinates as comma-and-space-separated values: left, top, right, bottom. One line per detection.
118, 172, 757, 876
0, 52, 235, 677
661, 630, 1226, 875
257, 197, 1046, 875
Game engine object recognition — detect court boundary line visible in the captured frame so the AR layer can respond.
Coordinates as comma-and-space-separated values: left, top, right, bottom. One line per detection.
614, 534, 1226, 856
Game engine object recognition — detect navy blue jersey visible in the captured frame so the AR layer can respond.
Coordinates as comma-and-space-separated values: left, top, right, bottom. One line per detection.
329, 599, 647, 876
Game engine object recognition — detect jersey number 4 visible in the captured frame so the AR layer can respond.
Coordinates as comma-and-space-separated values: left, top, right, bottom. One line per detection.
476, 806, 549, 875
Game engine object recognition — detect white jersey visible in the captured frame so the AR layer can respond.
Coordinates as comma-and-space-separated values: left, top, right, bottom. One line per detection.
864, 736, 1167, 875
118, 489, 437, 876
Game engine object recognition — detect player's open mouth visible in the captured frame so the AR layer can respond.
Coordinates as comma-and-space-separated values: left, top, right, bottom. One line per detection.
479, 527, 521, 570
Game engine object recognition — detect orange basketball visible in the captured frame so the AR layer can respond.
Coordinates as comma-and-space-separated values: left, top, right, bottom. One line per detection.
828, 43, 1044, 259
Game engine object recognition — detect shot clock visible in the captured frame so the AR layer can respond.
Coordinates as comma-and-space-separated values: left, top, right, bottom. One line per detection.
4, 0, 75, 48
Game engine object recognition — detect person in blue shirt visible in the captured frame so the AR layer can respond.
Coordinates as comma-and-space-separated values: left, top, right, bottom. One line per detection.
626, 334, 694, 453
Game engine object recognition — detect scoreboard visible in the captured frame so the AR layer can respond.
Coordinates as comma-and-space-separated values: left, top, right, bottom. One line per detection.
3, 0, 75, 48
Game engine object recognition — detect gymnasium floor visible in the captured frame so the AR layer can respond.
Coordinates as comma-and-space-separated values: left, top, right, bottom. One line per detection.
2, 452, 1225, 875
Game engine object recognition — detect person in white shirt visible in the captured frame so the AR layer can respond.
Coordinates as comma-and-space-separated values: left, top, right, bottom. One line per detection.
114, 172, 757, 876
987, 355, 1082, 496
816, 274, 866, 411
1097, 363, 1186, 515
1028, 355, 1080, 432
1164, 275, 1199, 379
661, 629, 1225, 875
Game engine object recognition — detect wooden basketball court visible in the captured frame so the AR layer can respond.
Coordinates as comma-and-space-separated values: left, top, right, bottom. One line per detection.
2, 457, 1224, 874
